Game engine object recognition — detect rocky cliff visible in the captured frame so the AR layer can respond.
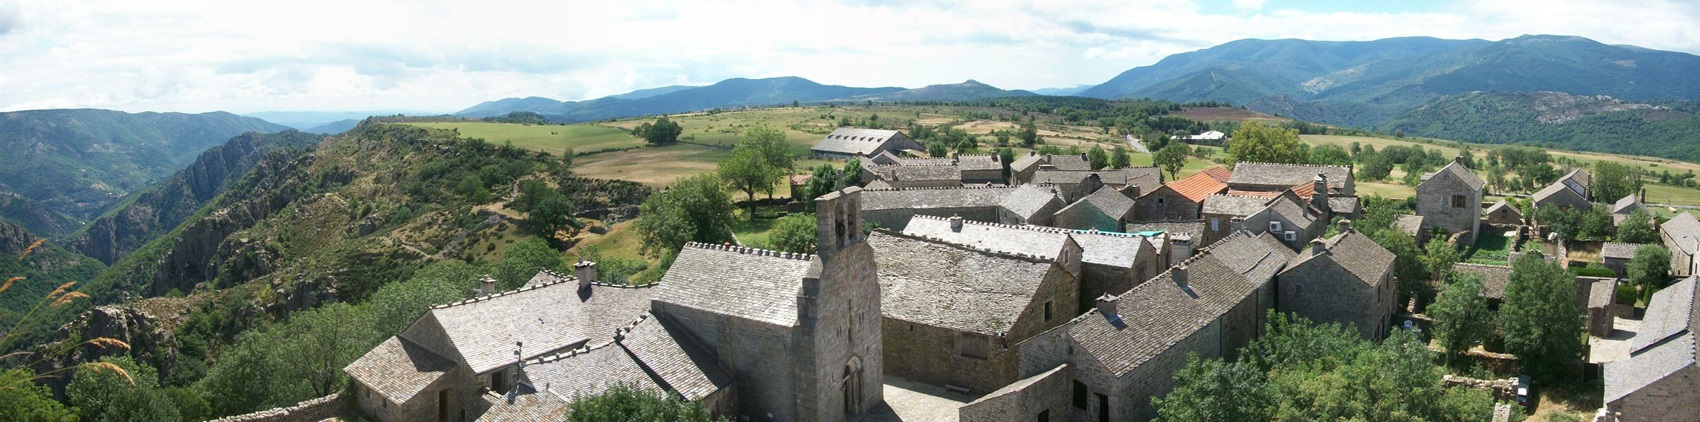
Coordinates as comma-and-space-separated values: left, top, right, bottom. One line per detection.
0, 219, 41, 256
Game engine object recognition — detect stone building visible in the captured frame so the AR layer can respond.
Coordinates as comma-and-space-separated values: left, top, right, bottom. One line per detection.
344, 269, 657, 422
1133, 167, 1230, 221
865, 164, 963, 189
866, 231, 1078, 394
1124, 220, 1205, 266
858, 152, 1007, 186
1602, 242, 1639, 277
1612, 190, 1646, 225
1010, 153, 1092, 184
859, 186, 1022, 231
811, 128, 923, 159
902, 215, 1161, 314
1483, 200, 1523, 226
1032, 168, 1162, 202
1532, 168, 1593, 212
1603, 276, 1700, 422
1661, 212, 1700, 277
1054, 186, 1137, 232
1227, 162, 1354, 196
957, 154, 1006, 185
1009, 232, 1293, 422
997, 184, 1066, 226
1276, 225, 1399, 340
1201, 191, 1323, 249
1416, 158, 1485, 244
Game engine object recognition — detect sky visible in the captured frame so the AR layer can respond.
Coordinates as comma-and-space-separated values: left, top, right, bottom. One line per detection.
1, 0, 1697, 114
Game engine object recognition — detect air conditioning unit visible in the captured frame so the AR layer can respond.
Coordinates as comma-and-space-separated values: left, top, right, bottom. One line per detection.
1285, 231, 1297, 241
1270, 221, 1283, 232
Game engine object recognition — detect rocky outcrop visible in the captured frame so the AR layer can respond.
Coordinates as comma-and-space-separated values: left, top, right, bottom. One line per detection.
0, 193, 78, 238
143, 152, 315, 297
35, 305, 174, 398
0, 219, 41, 256
69, 131, 321, 265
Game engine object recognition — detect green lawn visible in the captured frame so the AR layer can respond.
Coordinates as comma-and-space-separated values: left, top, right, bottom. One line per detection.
1642, 183, 1700, 206
404, 122, 642, 155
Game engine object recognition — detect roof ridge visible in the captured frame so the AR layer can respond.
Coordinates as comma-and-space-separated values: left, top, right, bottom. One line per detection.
871, 185, 1017, 191
527, 339, 619, 365
874, 229, 1056, 264
682, 242, 815, 261
431, 275, 577, 309
1236, 161, 1349, 169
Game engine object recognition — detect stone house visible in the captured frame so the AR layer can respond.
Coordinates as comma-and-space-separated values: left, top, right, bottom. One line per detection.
996, 184, 1066, 226
859, 186, 1022, 231
1532, 168, 1592, 212
1416, 159, 1485, 244
344, 268, 657, 422
902, 215, 1161, 314
865, 164, 963, 189
957, 364, 1072, 422
957, 154, 1006, 185
1276, 225, 1399, 340
1012, 232, 1293, 422
1483, 200, 1524, 226
1602, 242, 1639, 277
859, 152, 1007, 186
1612, 190, 1647, 226
811, 128, 923, 159
1010, 153, 1092, 184
1396, 214, 1428, 244
867, 231, 1078, 394
1603, 276, 1700, 422
1054, 186, 1137, 232
1133, 167, 1230, 221
1031, 168, 1162, 203
1661, 212, 1700, 277
1227, 162, 1354, 196
1201, 193, 1273, 245
1202, 191, 1324, 250
494, 314, 737, 419
1124, 220, 1205, 267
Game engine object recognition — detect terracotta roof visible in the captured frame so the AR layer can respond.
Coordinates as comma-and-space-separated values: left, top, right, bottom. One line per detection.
657, 243, 815, 327
1201, 167, 1232, 183
868, 232, 1061, 336
1164, 170, 1230, 203
343, 337, 453, 402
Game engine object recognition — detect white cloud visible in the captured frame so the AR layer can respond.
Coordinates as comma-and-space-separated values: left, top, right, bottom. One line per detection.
0, 0, 1695, 114
1232, 0, 1265, 10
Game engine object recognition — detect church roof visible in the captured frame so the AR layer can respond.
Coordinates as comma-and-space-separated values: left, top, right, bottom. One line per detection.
343, 336, 454, 402
524, 342, 665, 402
902, 215, 1150, 269
656, 243, 815, 327
617, 316, 735, 401
420, 276, 644, 374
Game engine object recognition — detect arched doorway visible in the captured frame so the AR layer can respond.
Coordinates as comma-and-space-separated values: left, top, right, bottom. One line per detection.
842, 355, 863, 414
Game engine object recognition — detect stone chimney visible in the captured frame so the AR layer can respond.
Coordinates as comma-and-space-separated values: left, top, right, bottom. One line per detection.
949, 215, 964, 232
1338, 219, 1352, 234
1310, 238, 1327, 256
1171, 264, 1188, 288
479, 275, 496, 296
1095, 294, 1117, 318
1311, 173, 1330, 215
1230, 217, 1246, 234
574, 261, 597, 291
1640, 187, 1647, 202
1454, 154, 1467, 166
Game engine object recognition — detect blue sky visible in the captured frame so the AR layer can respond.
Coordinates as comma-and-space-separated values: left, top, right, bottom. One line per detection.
0, 0, 1695, 114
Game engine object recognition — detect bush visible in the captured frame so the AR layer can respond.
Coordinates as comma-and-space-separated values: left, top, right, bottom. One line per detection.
1572, 265, 1616, 278
1615, 284, 1638, 305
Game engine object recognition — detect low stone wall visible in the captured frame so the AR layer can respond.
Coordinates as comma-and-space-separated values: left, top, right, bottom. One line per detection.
208, 394, 343, 422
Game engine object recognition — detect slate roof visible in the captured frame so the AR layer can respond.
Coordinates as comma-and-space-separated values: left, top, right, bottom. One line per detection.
863, 179, 895, 190
1420, 161, 1486, 191
1229, 162, 1350, 192
1560, 168, 1592, 191
1533, 180, 1586, 205
525, 342, 665, 402
1613, 194, 1643, 214
957, 154, 1003, 171
343, 337, 454, 402
1067, 230, 1156, 270
1328, 196, 1360, 215
421, 277, 631, 374
997, 184, 1062, 220
1453, 263, 1514, 299
1395, 214, 1425, 237
1602, 242, 1640, 260
1125, 172, 1163, 196
618, 316, 735, 401
868, 232, 1059, 336
1202, 194, 1273, 217
902, 215, 1148, 269
1283, 230, 1394, 288
859, 186, 1021, 212
1068, 233, 1275, 376
1663, 213, 1700, 254
813, 128, 905, 156
1265, 195, 1318, 227
1163, 169, 1230, 202
871, 165, 962, 183
656, 243, 816, 327
1078, 185, 1136, 220
1011, 153, 1092, 173
1033, 168, 1161, 188
1606, 276, 1698, 403
1124, 220, 1207, 240
476, 389, 570, 422
1206, 232, 1296, 284
1485, 200, 1521, 217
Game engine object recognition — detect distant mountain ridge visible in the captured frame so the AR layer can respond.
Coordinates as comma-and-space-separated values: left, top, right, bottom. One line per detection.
0, 109, 289, 236
457, 77, 1033, 121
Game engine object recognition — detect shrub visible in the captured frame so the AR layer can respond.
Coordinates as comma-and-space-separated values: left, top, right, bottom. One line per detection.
1572, 265, 1616, 278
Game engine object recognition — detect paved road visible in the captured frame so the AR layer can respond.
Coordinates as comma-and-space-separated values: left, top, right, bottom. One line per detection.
1124, 135, 1150, 153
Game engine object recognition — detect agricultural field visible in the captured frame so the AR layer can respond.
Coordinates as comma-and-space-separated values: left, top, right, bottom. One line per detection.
404, 121, 641, 155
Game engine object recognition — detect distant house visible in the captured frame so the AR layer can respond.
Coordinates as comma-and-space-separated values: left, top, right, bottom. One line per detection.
1184, 130, 1228, 146
1201, 191, 1324, 249
1603, 276, 1700, 421
1009, 153, 1092, 184
1030, 168, 1162, 202
866, 164, 963, 189
1483, 200, 1524, 226
812, 128, 923, 159
1134, 167, 1231, 221
1612, 189, 1647, 226
1602, 242, 1639, 277
1416, 158, 1486, 244
996, 184, 1066, 226
1277, 226, 1398, 340
957, 154, 1006, 185
1054, 186, 1138, 232
1661, 212, 1700, 277
1228, 162, 1354, 196
1532, 168, 1593, 212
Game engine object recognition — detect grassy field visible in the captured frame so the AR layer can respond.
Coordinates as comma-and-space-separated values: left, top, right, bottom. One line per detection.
405, 122, 641, 155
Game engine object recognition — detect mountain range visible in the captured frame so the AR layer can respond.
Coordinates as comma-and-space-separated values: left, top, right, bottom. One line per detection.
457, 77, 1033, 121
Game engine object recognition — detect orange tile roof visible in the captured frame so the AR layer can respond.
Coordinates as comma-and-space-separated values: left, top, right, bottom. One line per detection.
1165, 170, 1230, 203
1201, 167, 1232, 183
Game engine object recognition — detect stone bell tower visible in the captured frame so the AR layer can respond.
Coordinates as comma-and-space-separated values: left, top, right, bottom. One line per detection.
793, 187, 883, 421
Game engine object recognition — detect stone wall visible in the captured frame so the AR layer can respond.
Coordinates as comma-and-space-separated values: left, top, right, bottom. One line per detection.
652, 302, 799, 421
1417, 171, 1484, 244
1133, 188, 1201, 221
1278, 261, 1383, 340
1608, 365, 1700, 422
957, 364, 1072, 422
210, 394, 343, 422
881, 319, 1018, 394
1111, 318, 1225, 421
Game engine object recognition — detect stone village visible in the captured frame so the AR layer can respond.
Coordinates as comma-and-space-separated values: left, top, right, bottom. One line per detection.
341, 127, 1698, 422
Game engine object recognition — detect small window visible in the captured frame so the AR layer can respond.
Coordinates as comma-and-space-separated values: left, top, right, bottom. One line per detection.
1296, 284, 1303, 296
1211, 218, 1219, 232
1270, 221, 1283, 232
958, 332, 990, 359
1038, 409, 1050, 422
1044, 301, 1054, 322
1156, 197, 1165, 206
1451, 195, 1466, 208
1073, 381, 1089, 409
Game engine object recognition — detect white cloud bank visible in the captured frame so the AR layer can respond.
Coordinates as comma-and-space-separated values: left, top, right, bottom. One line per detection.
0, 0, 1694, 113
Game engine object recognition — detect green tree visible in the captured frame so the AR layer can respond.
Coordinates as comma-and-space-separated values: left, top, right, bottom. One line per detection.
745, 126, 795, 199
1308, 143, 1353, 166
1087, 145, 1109, 170
996, 147, 1016, 181
1616, 209, 1658, 243
1017, 118, 1038, 147
457, 174, 491, 204
280, 303, 376, 398
1372, 228, 1428, 307
69, 356, 181, 422
492, 238, 569, 289
1422, 237, 1461, 283
635, 175, 737, 258
567, 384, 723, 421
718, 142, 775, 218
1576, 207, 1615, 240
1227, 121, 1308, 167
1533, 206, 1581, 243
0, 369, 77, 422
925, 141, 949, 157
1155, 143, 1192, 180
1153, 355, 1273, 422
1357, 150, 1394, 181
767, 214, 818, 254
1593, 161, 1643, 203
641, 117, 683, 145
840, 159, 862, 186
1501, 252, 1584, 380
802, 164, 840, 202
529, 194, 579, 241
1627, 244, 1672, 303
510, 178, 553, 213
1428, 274, 1494, 364
1110, 145, 1131, 169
